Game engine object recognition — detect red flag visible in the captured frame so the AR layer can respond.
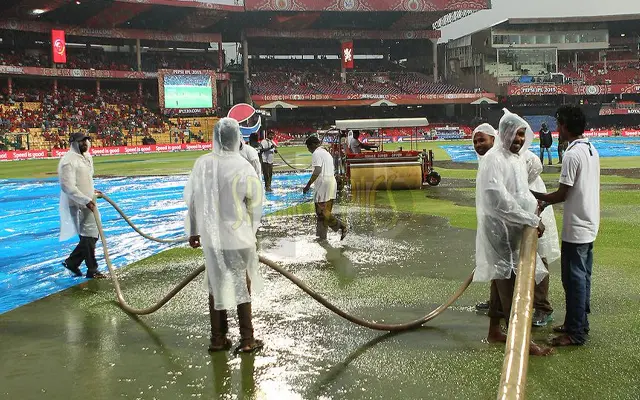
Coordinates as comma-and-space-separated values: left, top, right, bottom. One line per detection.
341, 41, 354, 69
51, 30, 67, 64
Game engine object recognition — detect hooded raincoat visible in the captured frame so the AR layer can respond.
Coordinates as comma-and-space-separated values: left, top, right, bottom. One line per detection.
239, 139, 262, 177
474, 109, 547, 284
184, 118, 264, 310
472, 123, 499, 161
524, 150, 561, 264
58, 141, 98, 241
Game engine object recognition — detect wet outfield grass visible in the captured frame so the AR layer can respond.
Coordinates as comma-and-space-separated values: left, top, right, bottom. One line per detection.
1, 148, 639, 399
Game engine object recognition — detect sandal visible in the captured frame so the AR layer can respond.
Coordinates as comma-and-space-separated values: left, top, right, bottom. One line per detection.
208, 337, 232, 352
340, 226, 348, 241
234, 339, 264, 354
550, 334, 583, 347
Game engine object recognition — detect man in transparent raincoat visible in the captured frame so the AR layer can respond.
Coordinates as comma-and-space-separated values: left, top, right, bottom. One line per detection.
524, 150, 561, 327
474, 109, 553, 356
184, 118, 265, 354
58, 132, 106, 279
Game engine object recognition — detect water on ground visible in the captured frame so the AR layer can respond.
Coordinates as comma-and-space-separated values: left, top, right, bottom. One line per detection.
441, 137, 640, 163
0, 173, 311, 314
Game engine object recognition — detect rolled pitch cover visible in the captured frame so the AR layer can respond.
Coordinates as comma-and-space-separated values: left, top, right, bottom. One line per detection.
349, 161, 422, 191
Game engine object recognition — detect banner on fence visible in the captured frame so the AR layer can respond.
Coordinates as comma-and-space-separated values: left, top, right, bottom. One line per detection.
1, 143, 213, 161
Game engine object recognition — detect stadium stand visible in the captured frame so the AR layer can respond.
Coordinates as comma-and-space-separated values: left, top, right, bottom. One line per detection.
0, 47, 219, 72
561, 61, 640, 84
249, 60, 474, 96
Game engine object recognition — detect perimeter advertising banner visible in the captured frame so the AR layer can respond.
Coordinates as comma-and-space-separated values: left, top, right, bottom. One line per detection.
51, 30, 67, 64
508, 83, 640, 96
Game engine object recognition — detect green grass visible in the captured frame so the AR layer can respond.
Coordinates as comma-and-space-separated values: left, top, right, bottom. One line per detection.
4, 149, 638, 399
3, 141, 638, 180
131, 153, 640, 399
164, 85, 213, 108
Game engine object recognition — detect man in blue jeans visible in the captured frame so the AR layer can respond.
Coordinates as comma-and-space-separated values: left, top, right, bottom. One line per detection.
532, 105, 600, 346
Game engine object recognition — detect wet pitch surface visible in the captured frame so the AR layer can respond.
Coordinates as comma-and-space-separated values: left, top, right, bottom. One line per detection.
2, 186, 639, 399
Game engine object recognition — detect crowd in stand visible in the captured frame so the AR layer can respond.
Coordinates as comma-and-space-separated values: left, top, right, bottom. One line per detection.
0, 86, 168, 148
249, 60, 474, 96
561, 60, 640, 85
0, 48, 218, 72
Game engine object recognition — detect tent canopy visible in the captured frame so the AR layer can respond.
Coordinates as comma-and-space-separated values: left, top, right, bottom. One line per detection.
334, 117, 429, 130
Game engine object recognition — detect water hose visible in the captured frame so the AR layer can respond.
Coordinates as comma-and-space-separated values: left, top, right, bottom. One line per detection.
94, 193, 473, 331
272, 130, 333, 171
277, 151, 312, 171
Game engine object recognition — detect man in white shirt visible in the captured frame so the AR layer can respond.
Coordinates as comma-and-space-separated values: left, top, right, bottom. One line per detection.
303, 136, 347, 240
58, 132, 106, 279
532, 105, 600, 347
260, 130, 277, 192
348, 130, 378, 154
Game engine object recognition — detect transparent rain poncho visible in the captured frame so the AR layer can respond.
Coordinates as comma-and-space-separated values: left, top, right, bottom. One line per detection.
524, 150, 561, 264
239, 138, 262, 177
474, 109, 547, 284
58, 140, 98, 241
184, 118, 264, 310
472, 123, 499, 161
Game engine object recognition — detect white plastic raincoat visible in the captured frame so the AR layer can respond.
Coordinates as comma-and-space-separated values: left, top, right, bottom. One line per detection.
524, 150, 561, 264
58, 141, 98, 241
474, 109, 547, 284
184, 118, 264, 310
239, 140, 262, 177
472, 123, 498, 161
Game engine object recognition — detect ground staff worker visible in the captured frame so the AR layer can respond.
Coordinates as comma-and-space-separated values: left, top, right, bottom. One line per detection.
539, 122, 553, 165
260, 130, 277, 192
303, 136, 348, 241
533, 105, 600, 347
58, 132, 106, 279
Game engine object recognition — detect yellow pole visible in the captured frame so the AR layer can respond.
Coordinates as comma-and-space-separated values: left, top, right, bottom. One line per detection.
497, 226, 539, 400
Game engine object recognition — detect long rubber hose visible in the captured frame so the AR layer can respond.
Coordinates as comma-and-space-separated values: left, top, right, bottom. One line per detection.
273, 131, 334, 171
277, 151, 312, 171
94, 193, 473, 331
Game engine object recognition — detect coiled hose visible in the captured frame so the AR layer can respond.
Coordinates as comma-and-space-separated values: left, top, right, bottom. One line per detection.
94, 193, 473, 331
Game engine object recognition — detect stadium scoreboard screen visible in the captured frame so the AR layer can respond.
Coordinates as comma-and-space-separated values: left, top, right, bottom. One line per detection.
158, 69, 217, 115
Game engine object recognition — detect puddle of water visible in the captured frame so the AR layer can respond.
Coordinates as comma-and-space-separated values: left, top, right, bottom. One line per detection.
441, 137, 640, 163
0, 210, 484, 400
0, 173, 311, 314
1, 204, 638, 400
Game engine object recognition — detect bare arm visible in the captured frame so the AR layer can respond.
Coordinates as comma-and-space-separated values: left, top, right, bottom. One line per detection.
532, 184, 570, 205
304, 166, 322, 193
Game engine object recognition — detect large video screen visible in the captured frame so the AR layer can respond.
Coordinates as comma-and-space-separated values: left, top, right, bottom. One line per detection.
163, 74, 213, 109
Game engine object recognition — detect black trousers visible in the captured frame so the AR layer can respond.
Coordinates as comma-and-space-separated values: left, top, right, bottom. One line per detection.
66, 236, 99, 274
262, 162, 273, 190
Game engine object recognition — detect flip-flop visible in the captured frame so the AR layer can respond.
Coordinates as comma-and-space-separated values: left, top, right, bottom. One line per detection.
208, 338, 232, 353
234, 339, 264, 354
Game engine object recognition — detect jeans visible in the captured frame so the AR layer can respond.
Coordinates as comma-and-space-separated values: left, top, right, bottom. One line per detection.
560, 241, 593, 344
540, 147, 552, 165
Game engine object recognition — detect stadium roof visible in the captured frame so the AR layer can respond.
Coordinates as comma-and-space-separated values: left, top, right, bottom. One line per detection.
506, 14, 640, 24
440, 0, 640, 41
0, 0, 490, 42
